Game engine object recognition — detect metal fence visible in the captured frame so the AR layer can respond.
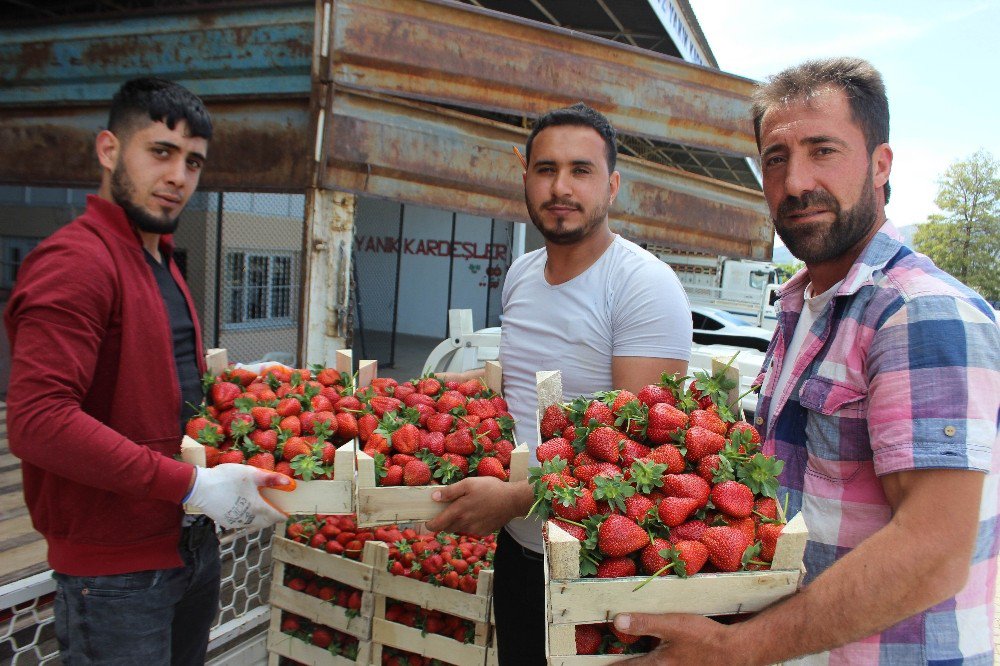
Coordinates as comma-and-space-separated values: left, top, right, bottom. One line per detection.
0, 526, 276, 666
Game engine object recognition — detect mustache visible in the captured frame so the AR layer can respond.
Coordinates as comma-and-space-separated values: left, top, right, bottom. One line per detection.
777, 189, 839, 218
543, 198, 581, 210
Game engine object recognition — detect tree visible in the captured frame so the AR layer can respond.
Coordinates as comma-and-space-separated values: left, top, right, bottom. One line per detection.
913, 149, 1000, 303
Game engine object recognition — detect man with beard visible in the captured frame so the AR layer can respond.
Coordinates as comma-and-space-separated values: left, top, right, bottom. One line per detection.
427, 103, 691, 663
5, 77, 289, 665
613, 58, 1000, 665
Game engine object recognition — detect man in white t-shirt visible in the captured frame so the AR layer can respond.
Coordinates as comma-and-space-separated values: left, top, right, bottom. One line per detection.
427, 103, 691, 664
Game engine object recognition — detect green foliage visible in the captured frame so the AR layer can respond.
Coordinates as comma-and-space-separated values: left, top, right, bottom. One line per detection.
914, 150, 1000, 302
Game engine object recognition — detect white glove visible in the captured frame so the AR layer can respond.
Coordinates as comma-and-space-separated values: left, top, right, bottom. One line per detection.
186, 464, 289, 531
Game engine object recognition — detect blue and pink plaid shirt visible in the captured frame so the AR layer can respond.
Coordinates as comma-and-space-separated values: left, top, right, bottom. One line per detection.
757, 221, 1000, 664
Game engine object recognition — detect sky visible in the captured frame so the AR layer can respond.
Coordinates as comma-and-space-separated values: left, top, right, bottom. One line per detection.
687, 0, 1000, 239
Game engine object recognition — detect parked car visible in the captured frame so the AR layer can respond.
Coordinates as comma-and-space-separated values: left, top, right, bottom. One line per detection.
690, 304, 773, 352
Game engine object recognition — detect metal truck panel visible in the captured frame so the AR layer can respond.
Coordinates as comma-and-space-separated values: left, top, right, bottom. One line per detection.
328, 0, 758, 156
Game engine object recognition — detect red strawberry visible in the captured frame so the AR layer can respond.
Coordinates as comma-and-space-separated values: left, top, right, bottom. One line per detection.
609, 389, 639, 415
597, 556, 636, 578
597, 514, 648, 557
624, 494, 655, 523
620, 439, 651, 467
610, 623, 641, 645
441, 453, 469, 477
646, 403, 688, 444
250, 406, 278, 430
279, 415, 302, 437
663, 473, 711, 508
418, 377, 442, 395
729, 420, 762, 444
711, 481, 754, 519
466, 398, 497, 419
335, 412, 359, 440
218, 449, 244, 464
185, 416, 222, 442
637, 384, 676, 408
649, 444, 685, 474
683, 426, 726, 462
370, 395, 402, 417
276, 397, 302, 417
476, 417, 502, 441
311, 628, 333, 649
757, 521, 784, 562
583, 400, 615, 427
696, 454, 723, 484
249, 429, 278, 453
494, 439, 514, 467
573, 461, 620, 485
382, 464, 404, 486
403, 392, 435, 409
586, 426, 625, 463
247, 452, 275, 470
403, 459, 432, 486
457, 379, 484, 396
476, 457, 507, 480
426, 412, 455, 433
671, 519, 707, 542
358, 413, 379, 442
536, 437, 574, 463
336, 395, 362, 412
575, 624, 603, 655
540, 404, 570, 439
690, 409, 726, 436
720, 515, 756, 546
553, 487, 599, 522
315, 367, 341, 387
700, 526, 749, 572
210, 381, 241, 411
753, 497, 779, 525
657, 496, 700, 527
640, 537, 673, 575
275, 461, 294, 477
391, 423, 421, 454
422, 431, 446, 456
673, 539, 710, 576
282, 436, 312, 461
435, 390, 466, 413
444, 429, 475, 455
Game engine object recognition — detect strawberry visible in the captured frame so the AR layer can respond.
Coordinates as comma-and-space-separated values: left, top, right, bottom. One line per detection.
440, 453, 469, 478
597, 514, 648, 557
393, 384, 415, 402
276, 397, 302, 417
391, 423, 421, 454
249, 429, 278, 453
683, 426, 726, 462
279, 415, 302, 437
673, 539, 710, 576
649, 444, 685, 474
311, 628, 333, 648
700, 526, 749, 572
382, 464, 404, 486
696, 454, 724, 484
476, 417, 502, 441
637, 384, 676, 408
657, 496, 700, 527
335, 412, 359, 440
185, 416, 220, 441
620, 439, 651, 467
422, 431, 446, 456
575, 624, 604, 655
671, 519, 707, 542
536, 437, 574, 463
218, 449, 244, 464
466, 398, 497, 419
365, 432, 390, 455
586, 426, 625, 463
610, 623, 642, 645
494, 439, 514, 467
646, 403, 688, 444
250, 406, 277, 430
282, 436, 312, 462
640, 537, 673, 575
370, 377, 397, 395
435, 390, 466, 413
444, 429, 475, 455
403, 459, 432, 486
247, 452, 275, 470
662, 473, 711, 508
757, 521, 784, 562
729, 420, 762, 444
624, 494, 655, 523
315, 367, 341, 387
403, 392, 435, 408
210, 381, 241, 411
753, 497, 779, 524
690, 409, 726, 436
275, 461, 294, 477
583, 400, 615, 427
426, 412, 455, 434
609, 389, 639, 415
573, 461, 620, 485
597, 556, 637, 578
203, 445, 221, 467
711, 481, 754, 519
720, 515, 756, 546
540, 404, 570, 439
476, 457, 507, 480
336, 395, 362, 412
370, 395, 402, 417
457, 379, 484, 396
357, 413, 379, 442
418, 377, 442, 396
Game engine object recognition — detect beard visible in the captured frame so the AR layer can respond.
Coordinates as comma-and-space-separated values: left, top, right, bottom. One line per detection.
526, 193, 610, 246
110, 163, 181, 235
773, 174, 878, 264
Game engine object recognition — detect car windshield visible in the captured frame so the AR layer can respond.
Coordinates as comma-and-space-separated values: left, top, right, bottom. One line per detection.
709, 310, 752, 327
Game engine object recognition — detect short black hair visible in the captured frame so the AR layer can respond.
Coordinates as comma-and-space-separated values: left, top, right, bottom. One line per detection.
751, 57, 890, 202
525, 103, 617, 173
108, 77, 213, 142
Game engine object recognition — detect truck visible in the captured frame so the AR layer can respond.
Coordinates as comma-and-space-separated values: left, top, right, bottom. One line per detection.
646, 249, 781, 330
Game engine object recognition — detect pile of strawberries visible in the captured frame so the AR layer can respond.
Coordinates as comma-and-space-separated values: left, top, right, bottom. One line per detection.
380, 646, 453, 666
188, 366, 517, 486
530, 367, 788, 652
278, 611, 362, 660
385, 600, 477, 644
355, 375, 516, 487
283, 564, 364, 616
285, 513, 395, 559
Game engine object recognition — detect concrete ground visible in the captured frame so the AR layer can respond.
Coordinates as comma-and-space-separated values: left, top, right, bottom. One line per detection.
353, 331, 444, 383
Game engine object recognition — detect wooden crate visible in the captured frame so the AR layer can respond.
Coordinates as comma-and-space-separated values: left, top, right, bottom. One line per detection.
365, 540, 494, 666
543, 514, 808, 664
354, 361, 530, 528
265, 610, 372, 666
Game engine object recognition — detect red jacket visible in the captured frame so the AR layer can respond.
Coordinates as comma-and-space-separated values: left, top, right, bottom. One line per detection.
4, 195, 206, 575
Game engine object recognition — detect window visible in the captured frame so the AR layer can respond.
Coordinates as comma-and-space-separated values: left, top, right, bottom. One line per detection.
223, 251, 297, 328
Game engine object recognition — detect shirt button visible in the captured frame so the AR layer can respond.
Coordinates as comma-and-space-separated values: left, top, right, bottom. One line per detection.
755, 417, 764, 425
944, 425, 956, 437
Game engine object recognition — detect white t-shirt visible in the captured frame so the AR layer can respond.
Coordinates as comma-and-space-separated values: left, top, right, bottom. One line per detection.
499, 235, 692, 551
767, 280, 842, 425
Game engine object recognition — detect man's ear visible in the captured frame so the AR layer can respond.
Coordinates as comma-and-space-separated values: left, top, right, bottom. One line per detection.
872, 143, 892, 190
609, 170, 621, 205
95, 130, 119, 172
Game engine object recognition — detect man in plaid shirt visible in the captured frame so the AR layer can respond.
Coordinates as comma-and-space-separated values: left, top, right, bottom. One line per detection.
614, 58, 1000, 664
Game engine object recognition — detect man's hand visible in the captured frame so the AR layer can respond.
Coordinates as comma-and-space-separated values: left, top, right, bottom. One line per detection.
185, 464, 291, 531
425, 477, 532, 535
612, 613, 751, 666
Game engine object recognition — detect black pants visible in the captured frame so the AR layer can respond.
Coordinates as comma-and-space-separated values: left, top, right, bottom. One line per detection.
493, 527, 546, 665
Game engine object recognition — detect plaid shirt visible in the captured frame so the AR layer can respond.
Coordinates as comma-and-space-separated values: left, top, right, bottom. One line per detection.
757, 221, 1000, 665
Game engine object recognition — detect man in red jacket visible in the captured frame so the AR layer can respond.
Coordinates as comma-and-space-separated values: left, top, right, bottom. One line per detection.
4, 78, 290, 665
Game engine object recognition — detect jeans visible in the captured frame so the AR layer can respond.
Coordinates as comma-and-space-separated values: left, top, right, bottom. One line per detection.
53, 517, 221, 666
493, 527, 546, 665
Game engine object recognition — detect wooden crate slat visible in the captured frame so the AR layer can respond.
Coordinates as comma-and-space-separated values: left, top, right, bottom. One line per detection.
272, 537, 376, 591
771, 512, 808, 572
371, 617, 488, 666
269, 584, 374, 640
484, 360, 503, 394
205, 348, 228, 376
372, 568, 490, 623
267, 629, 369, 666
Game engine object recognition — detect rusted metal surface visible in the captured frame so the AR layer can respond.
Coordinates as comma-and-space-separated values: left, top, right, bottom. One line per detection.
0, 4, 314, 106
323, 91, 768, 258
0, 99, 311, 190
328, 0, 758, 156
